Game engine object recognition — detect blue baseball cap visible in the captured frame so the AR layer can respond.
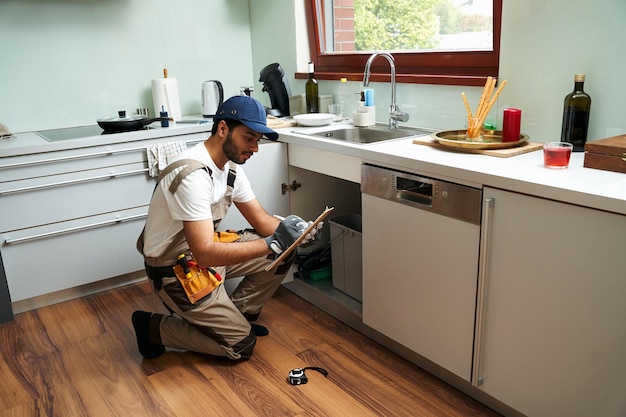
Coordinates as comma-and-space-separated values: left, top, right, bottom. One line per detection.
214, 95, 278, 141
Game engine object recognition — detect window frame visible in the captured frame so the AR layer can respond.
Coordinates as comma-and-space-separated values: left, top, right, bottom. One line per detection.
298, 0, 502, 87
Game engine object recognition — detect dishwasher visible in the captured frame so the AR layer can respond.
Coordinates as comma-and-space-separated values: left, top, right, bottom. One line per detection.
361, 163, 482, 381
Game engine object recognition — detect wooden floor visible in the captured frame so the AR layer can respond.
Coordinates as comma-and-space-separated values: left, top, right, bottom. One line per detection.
0, 281, 502, 417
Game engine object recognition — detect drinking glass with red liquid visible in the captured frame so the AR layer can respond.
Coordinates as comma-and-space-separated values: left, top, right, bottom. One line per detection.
543, 142, 573, 169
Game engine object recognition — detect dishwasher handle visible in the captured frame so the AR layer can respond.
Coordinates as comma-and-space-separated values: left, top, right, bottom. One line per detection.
361, 164, 482, 225
396, 188, 432, 206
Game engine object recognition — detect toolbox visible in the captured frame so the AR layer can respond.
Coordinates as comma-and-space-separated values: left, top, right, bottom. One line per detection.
584, 134, 626, 174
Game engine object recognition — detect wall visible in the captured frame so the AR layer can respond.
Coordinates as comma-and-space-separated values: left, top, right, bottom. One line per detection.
248, 0, 299, 105
252, 0, 626, 143
3, 0, 625, 143
0, 0, 255, 133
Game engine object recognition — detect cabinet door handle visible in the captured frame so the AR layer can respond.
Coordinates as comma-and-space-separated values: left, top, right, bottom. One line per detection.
0, 168, 149, 195
4, 213, 147, 245
472, 197, 495, 387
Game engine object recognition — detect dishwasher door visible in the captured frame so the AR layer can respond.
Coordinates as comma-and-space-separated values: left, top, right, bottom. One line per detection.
361, 164, 482, 381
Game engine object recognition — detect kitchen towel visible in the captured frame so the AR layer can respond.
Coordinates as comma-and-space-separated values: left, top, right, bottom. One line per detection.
146, 141, 187, 177
152, 78, 182, 122
0, 123, 14, 140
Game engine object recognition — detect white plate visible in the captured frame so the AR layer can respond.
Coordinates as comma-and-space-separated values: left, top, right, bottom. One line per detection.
293, 113, 335, 127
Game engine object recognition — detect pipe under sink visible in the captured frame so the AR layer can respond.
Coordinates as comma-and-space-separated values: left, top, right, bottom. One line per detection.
293, 124, 433, 144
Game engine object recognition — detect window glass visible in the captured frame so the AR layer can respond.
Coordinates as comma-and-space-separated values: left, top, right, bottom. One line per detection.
327, 0, 493, 53
306, 0, 502, 86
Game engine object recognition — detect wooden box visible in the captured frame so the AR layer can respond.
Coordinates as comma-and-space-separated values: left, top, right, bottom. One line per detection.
584, 135, 626, 174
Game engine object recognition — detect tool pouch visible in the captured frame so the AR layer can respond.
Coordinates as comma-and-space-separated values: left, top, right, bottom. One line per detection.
173, 255, 223, 304
214, 230, 241, 243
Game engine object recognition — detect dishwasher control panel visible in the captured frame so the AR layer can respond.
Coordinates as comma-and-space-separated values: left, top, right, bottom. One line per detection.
361, 164, 482, 225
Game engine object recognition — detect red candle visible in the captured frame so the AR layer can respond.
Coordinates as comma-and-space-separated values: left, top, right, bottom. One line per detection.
502, 108, 522, 142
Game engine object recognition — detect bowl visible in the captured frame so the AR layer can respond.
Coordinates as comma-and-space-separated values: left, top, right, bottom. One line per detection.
293, 113, 335, 127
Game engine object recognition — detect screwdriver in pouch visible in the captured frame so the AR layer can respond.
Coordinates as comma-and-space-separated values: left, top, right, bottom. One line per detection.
177, 254, 192, 278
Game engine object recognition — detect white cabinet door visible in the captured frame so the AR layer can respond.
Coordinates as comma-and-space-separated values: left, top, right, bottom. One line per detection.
219, 142, 289, 291
220, 141, 289, 229
477, 187, 626, 417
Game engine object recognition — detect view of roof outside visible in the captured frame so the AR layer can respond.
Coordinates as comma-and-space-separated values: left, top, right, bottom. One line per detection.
329, 0, 493, 53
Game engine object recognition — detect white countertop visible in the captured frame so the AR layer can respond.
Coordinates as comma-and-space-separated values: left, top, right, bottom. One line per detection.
3, 119, 625, 215
278, 123, 626, 216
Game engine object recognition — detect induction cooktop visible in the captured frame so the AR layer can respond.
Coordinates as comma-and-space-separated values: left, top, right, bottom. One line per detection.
35, 125, 109, 142
34, 124, 150, 142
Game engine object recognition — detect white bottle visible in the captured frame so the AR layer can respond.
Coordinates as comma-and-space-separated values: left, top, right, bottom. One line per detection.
338, 78, 349, 120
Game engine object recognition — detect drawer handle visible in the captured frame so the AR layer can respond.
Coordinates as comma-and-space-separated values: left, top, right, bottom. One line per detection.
0, 146, 147, 169
0, 138, 202, 169
0, 168, 149, 195
4, 213, 147, 244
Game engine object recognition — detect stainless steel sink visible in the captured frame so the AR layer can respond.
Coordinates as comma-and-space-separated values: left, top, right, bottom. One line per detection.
294, 124, 432, 144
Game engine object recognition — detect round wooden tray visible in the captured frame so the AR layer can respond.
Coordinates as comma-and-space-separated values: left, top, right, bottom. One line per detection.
432, 130, 530, 150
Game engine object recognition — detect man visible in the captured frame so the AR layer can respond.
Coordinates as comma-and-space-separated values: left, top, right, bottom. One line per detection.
133, 95, 319, 361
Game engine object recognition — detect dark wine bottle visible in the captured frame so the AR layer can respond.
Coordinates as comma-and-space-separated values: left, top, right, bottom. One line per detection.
560, 74, 591, 152
305, 62, 319, 113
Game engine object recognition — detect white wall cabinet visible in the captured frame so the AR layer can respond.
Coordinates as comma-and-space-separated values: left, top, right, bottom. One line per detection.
475, 187, 626, 417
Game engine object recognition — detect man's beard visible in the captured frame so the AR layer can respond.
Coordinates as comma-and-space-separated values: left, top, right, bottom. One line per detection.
222, 131, 248, 164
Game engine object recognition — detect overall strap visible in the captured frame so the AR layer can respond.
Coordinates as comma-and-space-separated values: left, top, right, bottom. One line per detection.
138, 159, 211, 265
138, 159, 237, 266
157, 159, 211, 194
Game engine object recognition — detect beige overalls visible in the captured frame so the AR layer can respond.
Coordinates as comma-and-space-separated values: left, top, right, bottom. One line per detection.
137, 159, 294, 360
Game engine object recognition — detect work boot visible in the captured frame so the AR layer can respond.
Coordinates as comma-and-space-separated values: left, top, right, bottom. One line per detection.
251, 323, 269, 337
131, 311, 165, 359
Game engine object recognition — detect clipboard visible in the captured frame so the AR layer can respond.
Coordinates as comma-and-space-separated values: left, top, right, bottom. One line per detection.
265, 206, 335, 271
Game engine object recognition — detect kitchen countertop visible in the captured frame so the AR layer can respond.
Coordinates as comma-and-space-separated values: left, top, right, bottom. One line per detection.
2, 118, 625, 216
278, 123, 626, 216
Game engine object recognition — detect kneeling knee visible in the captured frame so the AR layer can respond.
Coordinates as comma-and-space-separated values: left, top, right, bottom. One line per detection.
232, 331, 256, 360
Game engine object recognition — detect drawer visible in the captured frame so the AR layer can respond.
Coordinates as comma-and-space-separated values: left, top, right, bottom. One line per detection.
0, 161, 154, 232
0, 133, 206, 183
1, 206, 147, 302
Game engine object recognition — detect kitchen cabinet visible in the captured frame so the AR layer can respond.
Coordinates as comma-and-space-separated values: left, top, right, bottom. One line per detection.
282, 143, 364, 316
0, 135, 290, 317
0, 134, 288, 316
278, 130, 626, 417
475, 187, 626, 417
0, 132, 208, 314
219, 141, 290, 294
220, 141, 290, 229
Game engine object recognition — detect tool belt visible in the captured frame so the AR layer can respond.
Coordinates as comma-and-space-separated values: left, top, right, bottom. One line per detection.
145, 254, 223, 304
144, 263, 176, 291
173, 254, 223, 304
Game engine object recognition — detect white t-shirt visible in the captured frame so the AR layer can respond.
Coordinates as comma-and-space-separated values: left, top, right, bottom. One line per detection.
142, 142, 255, 258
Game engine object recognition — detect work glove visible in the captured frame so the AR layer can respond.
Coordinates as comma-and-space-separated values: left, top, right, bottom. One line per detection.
300, 220, 323, 246
265, 215, 309, 255
272, 215, 323, 247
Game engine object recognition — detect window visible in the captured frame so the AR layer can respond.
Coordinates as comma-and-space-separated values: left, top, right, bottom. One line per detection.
303, 0, 502, 86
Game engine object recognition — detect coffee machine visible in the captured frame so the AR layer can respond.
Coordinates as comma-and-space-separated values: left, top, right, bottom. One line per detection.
259, 63, 291, 117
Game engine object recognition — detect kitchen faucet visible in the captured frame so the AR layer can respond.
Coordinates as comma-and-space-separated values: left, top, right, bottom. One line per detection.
363, 51, 409, 130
